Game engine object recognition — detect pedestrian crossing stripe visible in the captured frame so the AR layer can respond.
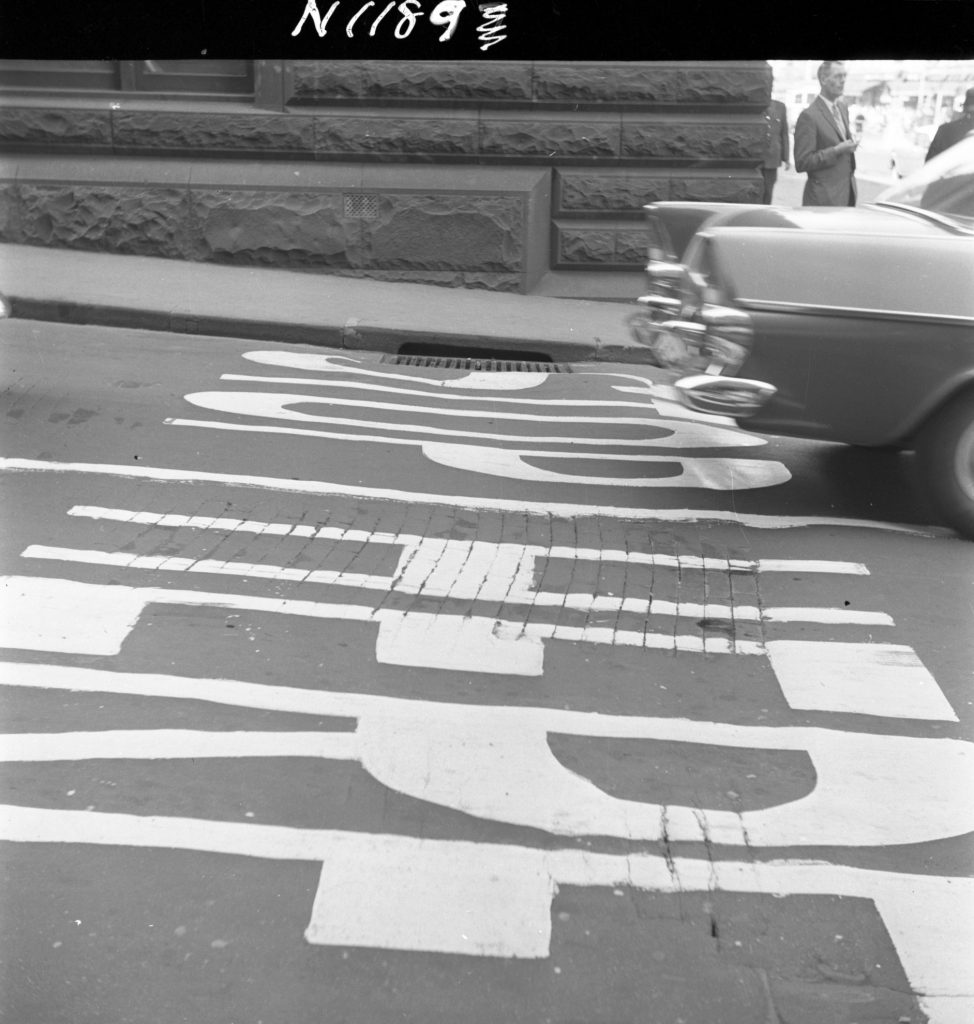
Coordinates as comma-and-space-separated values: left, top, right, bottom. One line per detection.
65, 504, 873, 574
21, 543, 894, 627
1, 558, 956, 720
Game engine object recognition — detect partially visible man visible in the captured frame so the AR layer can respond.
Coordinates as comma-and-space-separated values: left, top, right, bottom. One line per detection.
926, 87, 974, 162
794, 60, 859, 206
761, 98, 790, 204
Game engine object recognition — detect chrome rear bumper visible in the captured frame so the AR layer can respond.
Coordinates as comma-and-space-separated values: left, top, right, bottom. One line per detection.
674, 375, 777, 418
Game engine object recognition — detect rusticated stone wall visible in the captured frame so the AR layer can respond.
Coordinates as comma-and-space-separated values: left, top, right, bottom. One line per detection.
285, 61, 770, 107
0, 61, 771, 294
0, 157, 549, 292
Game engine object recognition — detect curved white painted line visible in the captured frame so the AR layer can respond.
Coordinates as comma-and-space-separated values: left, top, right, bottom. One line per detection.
0, 458, 939, 533
242, 351, 549, 390
222, 373, 668, 409
182, 391, 765, 448
220, 373, 763, 440
238, 356, 744, 428
2, 716, 970, 849
576, 370, 660, 388
421, 442, 791, 491
183, 390, 700, 428
441, 371, 549, 390
578, 373, 741, 428
170, 414, 767, 452
610, 386, 739, 425
0, 659, 970, 851
1, 663, 970, 850
355, 709, 974, 847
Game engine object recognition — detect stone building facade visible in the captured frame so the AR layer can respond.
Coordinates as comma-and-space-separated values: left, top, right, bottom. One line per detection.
0, 61, 771, 296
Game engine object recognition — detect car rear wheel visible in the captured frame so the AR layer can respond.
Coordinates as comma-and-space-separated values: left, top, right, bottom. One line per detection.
915, 393, 974, 540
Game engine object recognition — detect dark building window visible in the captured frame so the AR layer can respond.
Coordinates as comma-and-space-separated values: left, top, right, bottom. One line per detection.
0, 60, 254, 97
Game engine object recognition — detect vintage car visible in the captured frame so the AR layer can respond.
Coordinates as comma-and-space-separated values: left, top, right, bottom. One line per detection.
628, 134, 974, 538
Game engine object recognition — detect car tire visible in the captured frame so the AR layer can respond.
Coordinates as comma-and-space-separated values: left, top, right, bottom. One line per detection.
915, 393, 974, 540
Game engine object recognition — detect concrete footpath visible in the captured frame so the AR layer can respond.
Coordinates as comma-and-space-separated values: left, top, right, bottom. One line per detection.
0, 244, 646, 364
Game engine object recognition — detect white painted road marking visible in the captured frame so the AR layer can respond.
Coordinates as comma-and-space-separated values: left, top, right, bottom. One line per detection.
179, 354, 791, 492
4, 351, 968, 1021
0, 574, 762, 662
21, 544, 893, 627
0, 730, 360, 762
170, 424, 789, 490
215, 370, 756, 445
1, 663, 968, 847
436, 370, 548, 390
181, 356, 788, 491
0, 458, 937, 532
183, 388, 691, 427
0, 800, 969, 1023
169, 414, 756, 451
235, 354, 728, 426
2, 571, 951, 719
240, 350, 552, 390
0, 575, 147, 656
0, 575, 369, 656
375, 612, 548, 673
767, 640, 959, 720
220, 371, 716, 411
5, 714, 972, 847
2, 657, 968, 1015
420, 441, 790, 490
65, 506, 873, 575
181, 388, 773, 452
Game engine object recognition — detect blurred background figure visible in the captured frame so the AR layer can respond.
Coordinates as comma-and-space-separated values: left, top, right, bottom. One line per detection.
926, 86, 974, 161
762, 97, 791, 203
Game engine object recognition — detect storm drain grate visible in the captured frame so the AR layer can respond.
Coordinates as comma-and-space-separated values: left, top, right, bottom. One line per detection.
382, 355, 572, 372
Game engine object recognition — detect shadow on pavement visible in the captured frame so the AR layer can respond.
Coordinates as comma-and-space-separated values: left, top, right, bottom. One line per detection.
814, 443, 942, 527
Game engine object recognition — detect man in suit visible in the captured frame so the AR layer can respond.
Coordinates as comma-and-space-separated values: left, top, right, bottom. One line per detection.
926, 86, 974, 162
794, 61, 859, 206
761, 98, 790, 204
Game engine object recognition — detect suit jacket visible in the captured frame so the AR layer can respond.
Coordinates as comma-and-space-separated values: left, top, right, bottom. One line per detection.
763, 99, 790, 169
793, 96, 858, 206
926, 113, 974, 162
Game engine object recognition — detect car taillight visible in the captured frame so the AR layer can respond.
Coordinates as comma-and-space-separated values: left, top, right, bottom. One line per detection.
652, 304, 754, 376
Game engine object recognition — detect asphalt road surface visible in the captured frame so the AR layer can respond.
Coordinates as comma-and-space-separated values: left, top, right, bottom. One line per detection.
2, 319, 972, 1024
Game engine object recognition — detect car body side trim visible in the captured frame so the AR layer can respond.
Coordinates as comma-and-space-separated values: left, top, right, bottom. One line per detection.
735, 298, 974, 326
872, 201, 974, 236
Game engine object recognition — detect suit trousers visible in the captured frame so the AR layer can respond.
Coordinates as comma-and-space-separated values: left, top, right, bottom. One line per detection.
761, 168, 777, 205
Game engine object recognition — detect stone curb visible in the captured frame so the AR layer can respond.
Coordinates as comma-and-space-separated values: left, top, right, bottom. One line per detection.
7, 296, 631, 364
